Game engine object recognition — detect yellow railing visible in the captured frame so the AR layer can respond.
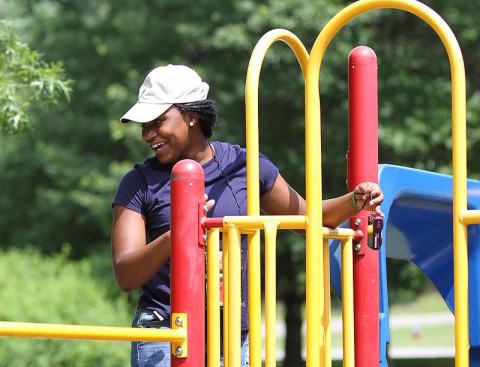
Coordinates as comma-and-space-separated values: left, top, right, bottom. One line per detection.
206, 223, 356, 367
0, 319, 186, 343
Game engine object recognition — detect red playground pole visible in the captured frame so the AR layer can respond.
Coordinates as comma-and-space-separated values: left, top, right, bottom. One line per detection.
347, 46, 380, 367
171, 159, 205, 367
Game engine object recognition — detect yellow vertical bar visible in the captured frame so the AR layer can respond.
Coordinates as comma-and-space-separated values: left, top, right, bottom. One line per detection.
227, 225, 242, 367
448, 5, 469, 365
323, 239, 332, 367
341, 237, 355, 367
223, 230, 229, 367
248, 230, 262, 367
207, 229, 221, 367
264, 222, 279, 367
305, 42, 323, 367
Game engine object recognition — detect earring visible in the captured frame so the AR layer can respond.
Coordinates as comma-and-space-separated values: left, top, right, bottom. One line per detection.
189, 121, 194, 127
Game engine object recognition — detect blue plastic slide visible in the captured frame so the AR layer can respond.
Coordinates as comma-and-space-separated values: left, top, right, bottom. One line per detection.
329, 164, 480, 365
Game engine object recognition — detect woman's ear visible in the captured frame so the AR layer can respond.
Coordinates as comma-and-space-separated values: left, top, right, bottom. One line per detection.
188, 117, 198, 127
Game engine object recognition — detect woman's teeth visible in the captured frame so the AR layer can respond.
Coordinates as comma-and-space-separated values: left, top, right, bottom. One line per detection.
151, 142, 166, 151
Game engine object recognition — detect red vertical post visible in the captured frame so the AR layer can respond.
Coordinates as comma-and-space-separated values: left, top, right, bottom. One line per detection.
347, 46, 380, 367
171, 159, 205, 367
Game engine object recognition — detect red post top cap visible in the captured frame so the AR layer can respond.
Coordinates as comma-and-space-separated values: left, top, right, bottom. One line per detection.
349, 46, 377, 65
172, 159, 205, 180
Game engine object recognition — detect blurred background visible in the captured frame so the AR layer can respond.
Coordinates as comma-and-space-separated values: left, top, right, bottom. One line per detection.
1, 0, 479, 365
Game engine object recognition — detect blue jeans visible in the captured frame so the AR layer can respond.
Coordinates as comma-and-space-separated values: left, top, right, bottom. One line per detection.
130, 309, 249, 366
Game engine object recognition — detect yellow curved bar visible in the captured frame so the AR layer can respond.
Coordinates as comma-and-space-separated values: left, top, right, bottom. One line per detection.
245, 28, 309, 216
245, 30, 309, 367
307, 0, 467, 366
245, 29, 308, 367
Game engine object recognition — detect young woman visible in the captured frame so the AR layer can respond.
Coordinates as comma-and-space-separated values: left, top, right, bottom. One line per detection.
111, 64, 384, 367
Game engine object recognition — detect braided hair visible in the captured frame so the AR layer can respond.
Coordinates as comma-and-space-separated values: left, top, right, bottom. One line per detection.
174, 100, 217, 138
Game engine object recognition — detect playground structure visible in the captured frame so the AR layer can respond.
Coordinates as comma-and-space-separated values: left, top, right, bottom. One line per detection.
0, 0, 478, 366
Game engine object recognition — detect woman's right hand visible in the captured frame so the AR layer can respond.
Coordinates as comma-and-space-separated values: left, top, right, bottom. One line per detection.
111, 205, 171, 292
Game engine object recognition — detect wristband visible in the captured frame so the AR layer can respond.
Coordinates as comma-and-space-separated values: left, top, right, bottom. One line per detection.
352, 192, 361, 210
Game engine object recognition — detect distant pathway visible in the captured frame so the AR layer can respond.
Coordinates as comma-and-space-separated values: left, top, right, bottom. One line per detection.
265, 312, 455, 360
384, 312, 455, 359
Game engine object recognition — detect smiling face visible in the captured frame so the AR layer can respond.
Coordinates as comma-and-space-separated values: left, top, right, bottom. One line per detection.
141, 106, 211, 165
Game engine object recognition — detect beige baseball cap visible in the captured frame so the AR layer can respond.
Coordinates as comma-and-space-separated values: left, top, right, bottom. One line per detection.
120, 64, 209, 123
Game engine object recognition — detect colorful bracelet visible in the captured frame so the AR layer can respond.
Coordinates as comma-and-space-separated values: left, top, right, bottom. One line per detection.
352, 192, 361, 210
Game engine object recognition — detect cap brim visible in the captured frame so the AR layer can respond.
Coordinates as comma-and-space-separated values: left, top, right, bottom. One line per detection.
120, 102, 172, 123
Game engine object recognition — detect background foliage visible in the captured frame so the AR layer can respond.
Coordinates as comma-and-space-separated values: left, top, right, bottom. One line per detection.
0, 20, 71, 133
1, 0, 479, 365
0, 247, 133, 366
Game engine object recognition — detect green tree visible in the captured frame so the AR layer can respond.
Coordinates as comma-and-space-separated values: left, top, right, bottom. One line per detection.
0, 20, 71, 133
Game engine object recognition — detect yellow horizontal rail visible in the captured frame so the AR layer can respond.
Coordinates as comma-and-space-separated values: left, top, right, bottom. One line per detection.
0, 321, 186, 342
219, 216, 356, 240
222, 215, 307, 230
460, 209, 480, 225
323, 227, 356, 240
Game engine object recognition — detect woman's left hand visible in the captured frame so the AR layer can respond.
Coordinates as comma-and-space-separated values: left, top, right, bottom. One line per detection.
353, 182, 384, 217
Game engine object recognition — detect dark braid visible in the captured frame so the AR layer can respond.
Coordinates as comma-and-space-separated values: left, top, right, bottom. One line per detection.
174, 100, 217, 138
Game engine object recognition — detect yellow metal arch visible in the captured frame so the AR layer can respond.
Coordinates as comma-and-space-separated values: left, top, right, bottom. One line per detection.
244, 29, 309, 367
244, 1, 470, 367
303, 1, 467, 366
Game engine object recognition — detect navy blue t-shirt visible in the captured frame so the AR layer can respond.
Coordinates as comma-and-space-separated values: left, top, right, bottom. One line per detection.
112, 141, 279, 330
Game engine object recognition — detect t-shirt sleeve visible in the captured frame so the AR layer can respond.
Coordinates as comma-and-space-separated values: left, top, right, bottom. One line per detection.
112, 169, 146, 216
259, 153, 279, 196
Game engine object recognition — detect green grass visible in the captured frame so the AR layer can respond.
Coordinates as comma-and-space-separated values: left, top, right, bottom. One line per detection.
389, 291, 454, 348
389, 290, 452, 314
390, 324, 454, 347
332, 358, 454, 367
269, 291, 456, 365
331, 290, 454, 346
325, 290, 456, 366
